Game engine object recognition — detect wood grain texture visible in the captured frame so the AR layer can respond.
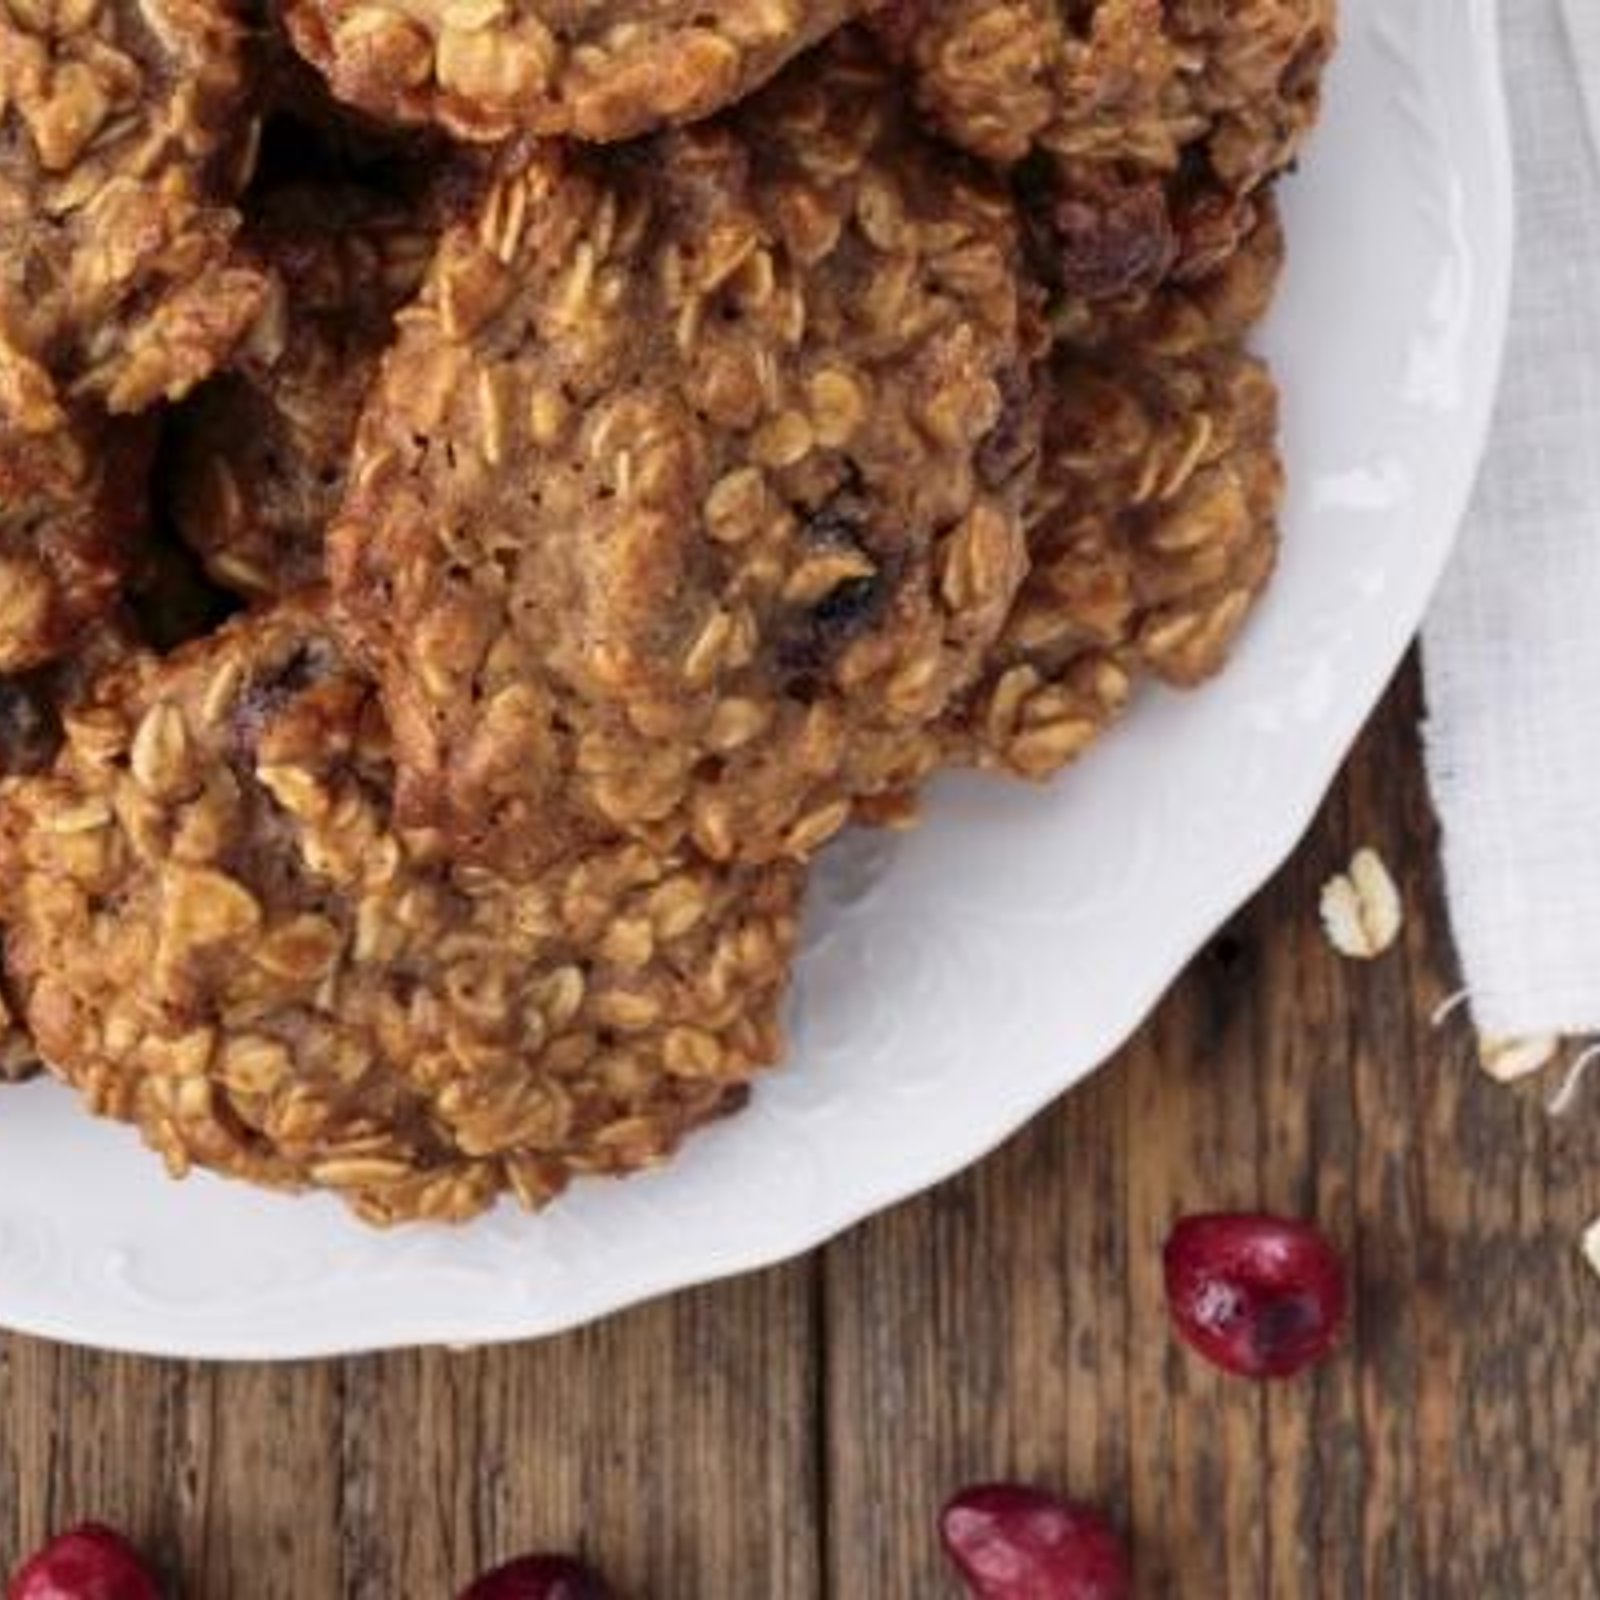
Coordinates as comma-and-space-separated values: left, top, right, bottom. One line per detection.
4, 664, 1600, 1598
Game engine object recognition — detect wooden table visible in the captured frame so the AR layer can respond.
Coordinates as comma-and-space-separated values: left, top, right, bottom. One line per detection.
4, 662, 1599, 1598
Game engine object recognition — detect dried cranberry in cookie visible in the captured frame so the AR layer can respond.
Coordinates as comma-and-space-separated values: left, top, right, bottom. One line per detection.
331, 35, 1043, 874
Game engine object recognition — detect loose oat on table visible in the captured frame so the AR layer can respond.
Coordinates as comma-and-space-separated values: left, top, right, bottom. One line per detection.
284, 0, 861, 143
937, 204, 1285, 779
1319, 847, 1403, 962
0, 0, 268, 420
331, 36, 1042, 875
1477, 1033, 1561, 1085
876, 0, 1334, 300
0, 597, 804, 1224
166, 184, 440, 599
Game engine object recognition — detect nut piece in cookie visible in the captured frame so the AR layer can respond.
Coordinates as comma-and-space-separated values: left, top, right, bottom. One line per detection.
0, 0, 268, 419
283, 0, 861, 143
942, 207, 1286, 779
332, 37, 1041, 874
0, 599, 804, 1224
877, 0, 1334, 300
165, 186, 439, 599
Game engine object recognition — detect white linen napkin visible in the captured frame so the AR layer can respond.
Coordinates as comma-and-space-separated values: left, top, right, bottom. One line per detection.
1420, 0, 1600, 1036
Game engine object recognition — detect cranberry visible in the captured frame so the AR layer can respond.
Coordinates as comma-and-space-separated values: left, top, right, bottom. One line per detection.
6, 1524, 161, 1600
1050, 178, 1178, 301
456, 1554, 614, 1600
939, 1484, 1130, 1600
1163, 1212, 1349, 1379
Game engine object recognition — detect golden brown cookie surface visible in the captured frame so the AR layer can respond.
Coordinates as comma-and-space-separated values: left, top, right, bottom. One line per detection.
943, 204, 1286, 780
0, 598, 803, 1224
0, 0, 268, 420
877, 0, 1333, 300
332, 38, 1042, 874
284, 0, 861, 142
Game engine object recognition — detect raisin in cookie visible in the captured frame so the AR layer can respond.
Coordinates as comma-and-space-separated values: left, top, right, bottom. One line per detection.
331, 37, 1041, 874
0, 0, 268, 420
0, 597, 803, 1224
943, 204, 1286, 779
166, 186, 438, 598
878, 0, 1333, 300
285, 0, 860, 143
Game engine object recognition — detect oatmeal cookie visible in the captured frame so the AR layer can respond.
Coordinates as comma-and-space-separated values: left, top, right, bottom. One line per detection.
877, 0, 1333, 299
284, 0, 860, 144
0, 0, 267, 420
943, 207, 1286, 779
331, 38, 1041, 873
166, 186, 438, 598
0, 410, 151, 672
0, 598, 803, 1224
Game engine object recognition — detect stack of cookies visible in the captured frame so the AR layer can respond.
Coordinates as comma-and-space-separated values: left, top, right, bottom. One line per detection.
0, 0, 1335, 1224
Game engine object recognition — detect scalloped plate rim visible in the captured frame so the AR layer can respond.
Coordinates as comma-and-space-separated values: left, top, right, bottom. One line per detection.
0, 0, 1514, 1360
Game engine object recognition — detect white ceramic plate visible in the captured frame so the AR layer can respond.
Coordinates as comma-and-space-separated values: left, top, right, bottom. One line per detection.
0, 0, 1512, 1359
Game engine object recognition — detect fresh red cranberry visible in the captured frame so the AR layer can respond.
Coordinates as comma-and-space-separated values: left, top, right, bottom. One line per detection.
457, 1554, 614, 1600
940, 1484, 1130, 1600
1163, 1212, 1349, 1379
6, 1524, 161, 1600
